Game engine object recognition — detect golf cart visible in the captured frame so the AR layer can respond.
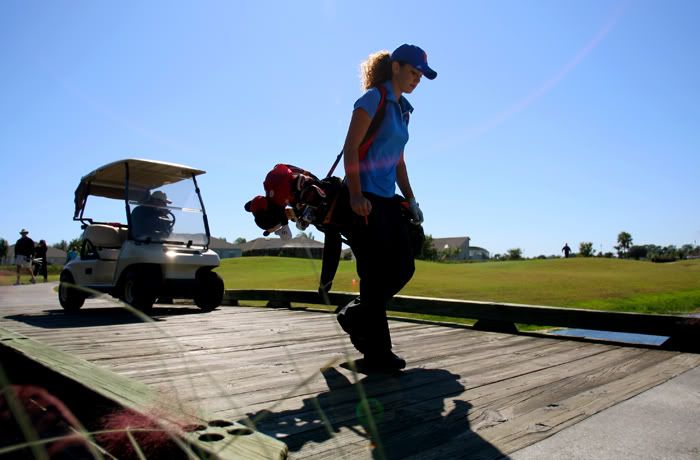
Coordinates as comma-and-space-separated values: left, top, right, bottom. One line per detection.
59, 159, 224, 312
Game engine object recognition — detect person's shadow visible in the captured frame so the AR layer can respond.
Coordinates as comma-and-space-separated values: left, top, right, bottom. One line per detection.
244, 365, 507, 459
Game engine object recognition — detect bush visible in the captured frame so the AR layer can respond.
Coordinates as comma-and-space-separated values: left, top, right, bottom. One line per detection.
438, 247, 460, 261
651, 256, 677, 263
47, 264, 64, 275
506, 248, 523, 260
628, 245, 648, 260
417, 235, 438, 261
579, 242, 594, 257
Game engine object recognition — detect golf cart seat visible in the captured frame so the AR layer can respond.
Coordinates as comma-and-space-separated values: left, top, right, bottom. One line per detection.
83, 224, 127, 260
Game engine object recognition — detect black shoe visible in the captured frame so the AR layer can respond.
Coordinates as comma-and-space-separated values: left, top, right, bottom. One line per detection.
363, 351, 406, 371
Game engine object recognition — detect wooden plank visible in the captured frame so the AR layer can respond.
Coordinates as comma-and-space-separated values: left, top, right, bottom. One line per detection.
87, 323, 497, 371
224, 289, 700, 349
298, 349, 698, 460
107, 329, 531, 392
475, 352, 700, 457
3, 286, 699, 459
140, 336, 540, 410
252, 342, 613, 455
122, 339, 607, 457
52, 327, 533, 424
292, 344, 679, 458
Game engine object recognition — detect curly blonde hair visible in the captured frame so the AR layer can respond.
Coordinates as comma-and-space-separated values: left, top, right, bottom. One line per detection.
360, 50, 392, 90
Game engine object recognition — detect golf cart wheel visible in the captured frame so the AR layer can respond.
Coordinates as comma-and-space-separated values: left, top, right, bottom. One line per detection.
58, 271, 85, 312
122, 271, 156, 313
194, 271, 224, 311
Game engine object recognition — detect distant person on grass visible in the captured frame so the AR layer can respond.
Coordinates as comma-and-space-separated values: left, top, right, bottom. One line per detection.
562, 243, 572, 258
14, 229, 37, 285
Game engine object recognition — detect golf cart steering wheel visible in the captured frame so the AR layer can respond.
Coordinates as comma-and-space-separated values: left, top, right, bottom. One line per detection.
163, 210, 176, 232
154, 210, 176, 235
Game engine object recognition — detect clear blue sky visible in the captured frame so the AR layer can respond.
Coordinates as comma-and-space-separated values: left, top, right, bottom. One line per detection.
2, 1, 699, 257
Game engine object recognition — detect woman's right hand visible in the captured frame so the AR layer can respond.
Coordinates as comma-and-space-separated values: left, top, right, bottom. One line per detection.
350, 194, 372, 217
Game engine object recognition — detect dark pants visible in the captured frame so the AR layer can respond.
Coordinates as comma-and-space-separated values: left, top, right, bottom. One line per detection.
339, 193, 415, 355
34, 258, 48, 280
40, 258, 48, 280
320, 230, 342, 295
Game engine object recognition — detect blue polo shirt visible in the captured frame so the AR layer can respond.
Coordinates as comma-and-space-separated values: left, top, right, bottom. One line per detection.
353, 80, 414, 198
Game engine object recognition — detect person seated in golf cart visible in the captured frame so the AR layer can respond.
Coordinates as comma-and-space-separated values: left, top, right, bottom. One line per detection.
130, 190, 175, 240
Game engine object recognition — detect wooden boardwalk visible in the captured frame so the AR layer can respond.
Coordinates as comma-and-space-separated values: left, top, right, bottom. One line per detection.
1, 282, 699, 459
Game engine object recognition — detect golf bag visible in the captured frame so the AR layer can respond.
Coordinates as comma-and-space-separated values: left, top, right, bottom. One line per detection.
244, 163, 424, 295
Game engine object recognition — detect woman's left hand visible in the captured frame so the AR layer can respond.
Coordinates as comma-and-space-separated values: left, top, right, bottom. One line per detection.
408, 198, 424, 224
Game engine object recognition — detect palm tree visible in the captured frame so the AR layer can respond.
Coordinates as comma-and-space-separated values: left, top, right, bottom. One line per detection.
615, 231, 633, 258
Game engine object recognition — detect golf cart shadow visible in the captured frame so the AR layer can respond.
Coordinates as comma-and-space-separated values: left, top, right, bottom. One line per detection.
5, 303, 211, 329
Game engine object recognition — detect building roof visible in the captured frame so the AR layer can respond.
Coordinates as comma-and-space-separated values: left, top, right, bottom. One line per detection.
209, 236, 238, 249
7, 245, 66, 258
432, 237, 470, 249
47, 247, 67, 258
238, 236, 324, 251
429, 237, 489, 255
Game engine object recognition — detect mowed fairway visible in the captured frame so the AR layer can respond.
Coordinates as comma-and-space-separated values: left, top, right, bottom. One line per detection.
217, 257, 700, 315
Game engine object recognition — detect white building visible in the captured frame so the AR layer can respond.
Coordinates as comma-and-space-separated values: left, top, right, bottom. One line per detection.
431, 237, 490, 260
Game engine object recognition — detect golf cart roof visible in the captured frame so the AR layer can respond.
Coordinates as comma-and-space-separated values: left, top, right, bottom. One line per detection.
74, 159, 206, 218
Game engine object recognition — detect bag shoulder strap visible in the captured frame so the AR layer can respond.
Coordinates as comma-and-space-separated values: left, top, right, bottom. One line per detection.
357, 84, 388, 162
326, 85, 388, 178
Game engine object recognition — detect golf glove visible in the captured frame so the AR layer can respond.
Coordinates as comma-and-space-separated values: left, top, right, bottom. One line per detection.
408, 198, 424, 225
274, 224, 292, 240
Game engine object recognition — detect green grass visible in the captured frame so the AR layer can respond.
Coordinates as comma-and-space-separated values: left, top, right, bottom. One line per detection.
5, 257, 698, 315
217, 257, 700, 315
0, 265, 61, 285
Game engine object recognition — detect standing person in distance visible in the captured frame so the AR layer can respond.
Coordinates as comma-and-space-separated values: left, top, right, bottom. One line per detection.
14, 229, 37, 285
336, 44, 436, 371
34, 239, 49, 282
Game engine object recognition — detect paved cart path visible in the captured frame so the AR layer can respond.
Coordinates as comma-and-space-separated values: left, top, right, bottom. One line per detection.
1, 283, 698, 459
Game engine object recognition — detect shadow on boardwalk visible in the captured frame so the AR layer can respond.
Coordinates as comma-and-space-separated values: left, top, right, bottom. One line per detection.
246, 366, 507, 459
4, 305, 208, 329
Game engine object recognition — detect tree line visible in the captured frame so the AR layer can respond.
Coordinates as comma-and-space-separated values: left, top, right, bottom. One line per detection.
413, 231, 699, 263
610, 231, 699, 261
3, 231, 697, 265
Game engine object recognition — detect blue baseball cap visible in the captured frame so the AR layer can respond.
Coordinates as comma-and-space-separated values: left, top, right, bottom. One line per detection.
390, 44, 437, 80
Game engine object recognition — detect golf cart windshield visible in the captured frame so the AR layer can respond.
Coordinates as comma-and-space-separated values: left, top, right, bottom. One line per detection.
128, 180, 208, 246
73, 159, 212, 247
